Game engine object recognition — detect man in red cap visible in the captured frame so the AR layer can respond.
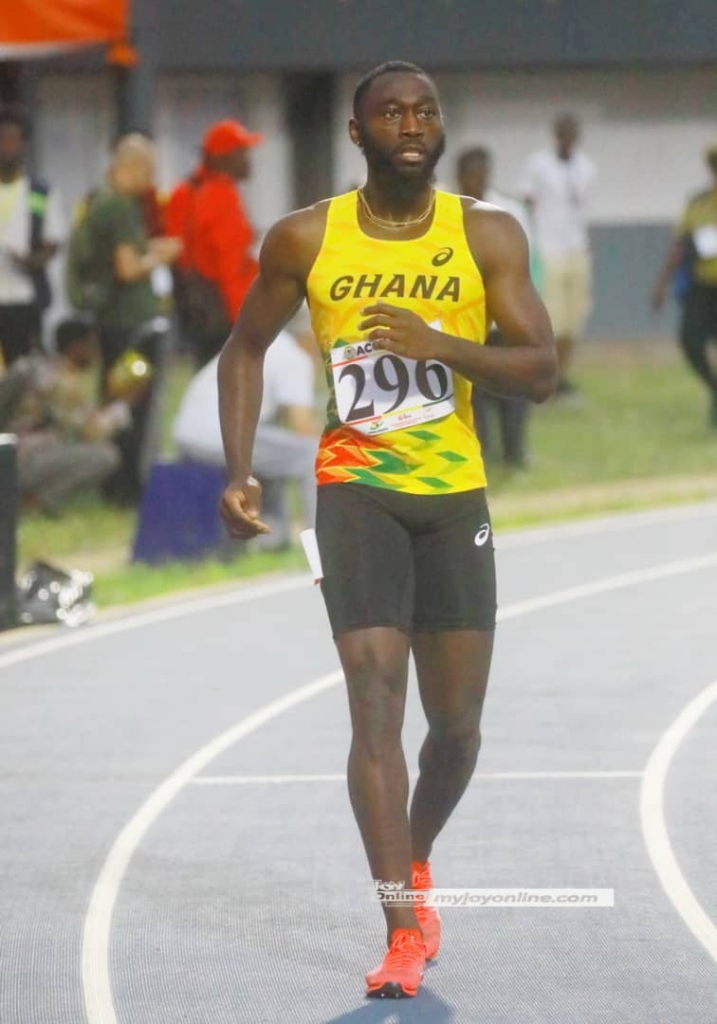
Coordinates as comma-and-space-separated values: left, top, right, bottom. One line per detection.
167, 119, 263, 366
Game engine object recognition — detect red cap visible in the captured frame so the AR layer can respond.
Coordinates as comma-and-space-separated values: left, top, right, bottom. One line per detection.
202, 119, 263, 155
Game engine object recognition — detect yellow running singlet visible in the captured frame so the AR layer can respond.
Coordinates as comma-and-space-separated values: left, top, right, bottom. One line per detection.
307, 190, 487, 495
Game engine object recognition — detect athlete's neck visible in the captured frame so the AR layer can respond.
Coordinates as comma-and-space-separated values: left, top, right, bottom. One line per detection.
361, 172, 434, 221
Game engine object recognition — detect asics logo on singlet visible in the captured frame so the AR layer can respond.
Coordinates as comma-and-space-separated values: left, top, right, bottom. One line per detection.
474, 524, 491, 547
431, 247, 454, 267
329, 272, 460, 303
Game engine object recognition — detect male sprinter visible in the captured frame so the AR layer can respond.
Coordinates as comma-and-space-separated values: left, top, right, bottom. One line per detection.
218, 61, 556, 999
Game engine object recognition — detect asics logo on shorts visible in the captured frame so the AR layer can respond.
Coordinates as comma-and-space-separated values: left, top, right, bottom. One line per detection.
474, 524, 491, 547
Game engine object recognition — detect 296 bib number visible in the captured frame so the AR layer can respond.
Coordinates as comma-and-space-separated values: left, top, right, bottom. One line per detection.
330, 341, 455, 436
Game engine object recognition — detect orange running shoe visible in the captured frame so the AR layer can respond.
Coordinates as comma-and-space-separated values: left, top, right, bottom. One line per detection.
365, 928, 426, 998
412, 860, 441, 959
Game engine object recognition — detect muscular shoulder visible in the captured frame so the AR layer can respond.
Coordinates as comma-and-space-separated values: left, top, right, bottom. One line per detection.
458, 196, 529, 276
259, 200, 332, 281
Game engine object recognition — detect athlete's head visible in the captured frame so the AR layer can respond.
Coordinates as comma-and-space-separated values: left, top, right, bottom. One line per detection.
350, 62, 446, 191
456, 147, 492, 201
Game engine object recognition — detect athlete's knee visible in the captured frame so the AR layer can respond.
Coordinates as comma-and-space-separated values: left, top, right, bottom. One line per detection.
341, 631, 406, 691
348, 678, 404, 751
425, 712, 482, 762
341, 635, 407, 751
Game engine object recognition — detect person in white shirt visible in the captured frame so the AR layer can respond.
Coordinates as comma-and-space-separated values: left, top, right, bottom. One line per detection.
519, 114, 597, 397
0, 106, 64, 366
457, 146, 533, 467
173, 322, 319, 548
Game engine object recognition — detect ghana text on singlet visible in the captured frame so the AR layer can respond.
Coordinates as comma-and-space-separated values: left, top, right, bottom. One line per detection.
307, 189, 487, 495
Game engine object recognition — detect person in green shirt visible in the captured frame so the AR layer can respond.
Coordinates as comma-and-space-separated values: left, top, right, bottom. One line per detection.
86, 135, 181, 503
653, 142, 717, 428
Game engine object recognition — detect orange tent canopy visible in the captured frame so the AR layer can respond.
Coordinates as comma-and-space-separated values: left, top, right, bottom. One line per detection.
0, 0, 128, 59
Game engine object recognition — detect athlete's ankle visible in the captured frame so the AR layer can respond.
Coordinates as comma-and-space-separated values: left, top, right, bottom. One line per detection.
384, 910, 420, 943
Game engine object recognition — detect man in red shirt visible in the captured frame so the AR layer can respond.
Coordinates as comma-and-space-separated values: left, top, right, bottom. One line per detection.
167, 119, 262, 366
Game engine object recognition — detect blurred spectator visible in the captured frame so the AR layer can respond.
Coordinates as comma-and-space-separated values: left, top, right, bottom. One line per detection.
0, 105, 64, 365
652, 142, 717, 429
78, 134, 181, 505
457, 146, 532, 468
166, 119, 262, 367
3, 318, 147, 516
519, 113, 597, 400
173, 319, 319, 549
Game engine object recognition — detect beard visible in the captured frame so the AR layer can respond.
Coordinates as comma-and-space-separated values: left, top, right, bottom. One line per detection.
357, 126, 446, 200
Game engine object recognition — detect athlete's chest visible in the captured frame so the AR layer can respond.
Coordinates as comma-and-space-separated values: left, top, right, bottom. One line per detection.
308, 241, 483, 314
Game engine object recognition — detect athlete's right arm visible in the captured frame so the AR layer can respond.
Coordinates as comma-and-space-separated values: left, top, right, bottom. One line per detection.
217, 208, 323, 539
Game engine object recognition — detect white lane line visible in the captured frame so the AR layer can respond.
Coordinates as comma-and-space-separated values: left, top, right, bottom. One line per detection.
193, 773, 348, 784
497, 500, 717, 549
0, 574, 312, 670
81, 668, 343, 1024
640, 677, 717, 965
498, 552, 717, 620
2, 501, 716, 662
191, 771, 643, 785
75, 548, 717, 1024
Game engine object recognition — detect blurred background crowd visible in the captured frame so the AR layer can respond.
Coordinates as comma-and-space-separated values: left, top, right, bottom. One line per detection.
1, 0, 716, 622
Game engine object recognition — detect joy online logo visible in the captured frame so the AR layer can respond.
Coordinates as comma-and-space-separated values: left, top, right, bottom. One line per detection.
432, 247, 454, 267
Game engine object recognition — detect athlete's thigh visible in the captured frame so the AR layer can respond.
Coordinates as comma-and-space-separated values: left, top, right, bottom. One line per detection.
335, 626, 412, 732
412, 489, 496, 633
412, 629, 494, 727
316, 483, 414, 637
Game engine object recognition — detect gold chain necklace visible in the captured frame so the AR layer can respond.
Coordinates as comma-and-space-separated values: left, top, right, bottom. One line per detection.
357, 187, 435, 230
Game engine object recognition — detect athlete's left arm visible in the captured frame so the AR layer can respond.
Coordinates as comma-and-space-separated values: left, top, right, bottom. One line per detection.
360, 206, 557, 402
464, 205, 557, 399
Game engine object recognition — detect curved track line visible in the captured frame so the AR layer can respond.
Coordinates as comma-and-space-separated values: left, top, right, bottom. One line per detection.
75, 550, 717, 1024
81, 669, 343, 1024
640, 677, 717, 964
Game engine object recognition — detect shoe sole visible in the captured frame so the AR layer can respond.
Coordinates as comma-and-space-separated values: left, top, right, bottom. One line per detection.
366, 981, 418, 998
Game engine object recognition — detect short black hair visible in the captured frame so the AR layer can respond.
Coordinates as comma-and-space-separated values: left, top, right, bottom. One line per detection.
353, 61, 432, 118
457, 147, 492, 175
0, 104, 29, 138
55, 317, 95, 355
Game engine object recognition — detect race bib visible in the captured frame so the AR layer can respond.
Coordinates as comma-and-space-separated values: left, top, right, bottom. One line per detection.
330, 337, 455, 437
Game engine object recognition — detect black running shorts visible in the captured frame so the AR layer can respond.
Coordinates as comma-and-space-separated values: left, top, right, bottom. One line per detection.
315, 483, 496, 637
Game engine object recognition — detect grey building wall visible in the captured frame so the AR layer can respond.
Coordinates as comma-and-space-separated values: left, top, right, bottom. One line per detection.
34, 12, 714, 341
589, 224, 677, 340
153, 0, 717, 71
